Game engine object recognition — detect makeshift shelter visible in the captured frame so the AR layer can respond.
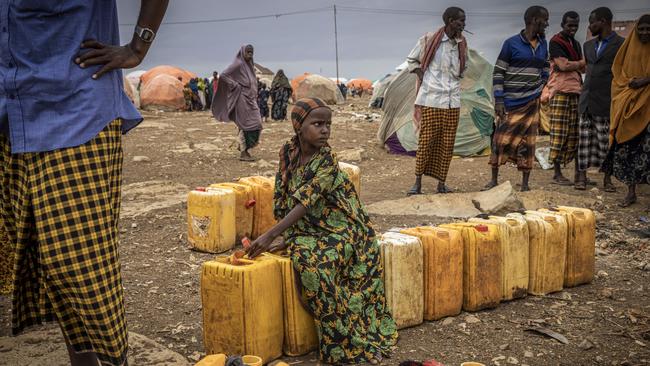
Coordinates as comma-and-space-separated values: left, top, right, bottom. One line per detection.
141, 65, 196, 87
328, 77, 349, 84
291, 73, 344, 105
347, 78, 373, 92
126, 70, 146, 88
369, 74, 396, 108
377, 49, 495, 157
140, 74, 185, 111
123, 75, 140, 108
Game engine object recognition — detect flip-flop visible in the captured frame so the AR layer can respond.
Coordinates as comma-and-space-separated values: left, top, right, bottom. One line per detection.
239, 156, 256, 162
481, 182, 498, 191
552, 177, 573, 186
437, 185, 454, 194
603, 183, 617, 193
574, 181, 587, 191
618, 196, 637, 208
406, 187, 422, 196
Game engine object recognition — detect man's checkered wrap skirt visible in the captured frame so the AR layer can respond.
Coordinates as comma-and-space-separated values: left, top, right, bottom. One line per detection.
415, 106, 460, 181
0, 119, 127, 366
548, 93, 579, 165
489, 98, 540, 171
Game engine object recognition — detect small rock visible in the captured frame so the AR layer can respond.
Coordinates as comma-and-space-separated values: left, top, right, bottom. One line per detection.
590, 187, 599, 193
492, 356, 506, 362
442, 317, 454, 326
636, 340, 647, 347
337, 148, 366, 162
597, 270, 609, 278
465, 314, 481, 324
132, 155, 151, 162
596, 356, 603, 362
188, 351, 202, 361
559, 292, 573, 300
600, 288, 614, 298
255, 159, 275, 169
507, 357, 519, 364
499, 344, 510, 350
524, 351, 534, 358
131, 223, 138, 229
579, 339, 594, 350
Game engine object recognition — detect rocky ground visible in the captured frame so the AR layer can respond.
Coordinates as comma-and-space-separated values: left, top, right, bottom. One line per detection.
1, 96, 649, 366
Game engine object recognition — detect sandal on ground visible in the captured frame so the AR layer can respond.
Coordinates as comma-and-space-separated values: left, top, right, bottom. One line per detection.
618, 196, 637, 208
481, 182, 498, 191
552, 177, 573, 186
406, 187, 422, 196
574, 180, 587, 190
437, 185, 454, 194
238, 156, 256, 162
603, 183, 617, 193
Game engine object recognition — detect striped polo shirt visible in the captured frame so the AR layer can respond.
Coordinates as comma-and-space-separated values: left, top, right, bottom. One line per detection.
493, 30, 549, 111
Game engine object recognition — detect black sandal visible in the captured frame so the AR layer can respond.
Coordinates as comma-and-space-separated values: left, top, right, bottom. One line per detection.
618, 196, 637, 208
481, 182, 498, 191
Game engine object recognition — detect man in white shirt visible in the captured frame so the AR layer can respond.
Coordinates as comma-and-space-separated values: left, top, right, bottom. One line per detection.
406, 7, 467, 195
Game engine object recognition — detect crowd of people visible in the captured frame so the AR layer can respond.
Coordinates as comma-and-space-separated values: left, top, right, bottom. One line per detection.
0, 2, 648, 366
407, 5, 649, 208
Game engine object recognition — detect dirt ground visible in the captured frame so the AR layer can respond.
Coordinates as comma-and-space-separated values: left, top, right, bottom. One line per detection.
1, 96, 649, 366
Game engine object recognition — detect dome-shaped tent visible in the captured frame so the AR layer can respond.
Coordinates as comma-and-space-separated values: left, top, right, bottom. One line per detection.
140, 74, 186, 111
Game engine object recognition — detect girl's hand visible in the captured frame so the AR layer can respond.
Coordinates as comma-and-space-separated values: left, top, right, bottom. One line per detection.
268, 237, 288, 253
245, 233, 275, 258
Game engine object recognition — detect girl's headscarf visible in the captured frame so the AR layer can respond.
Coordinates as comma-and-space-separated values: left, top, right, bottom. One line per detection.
271, 69, 292, 91
278, 98, 331, 189
610, 15, 650, 144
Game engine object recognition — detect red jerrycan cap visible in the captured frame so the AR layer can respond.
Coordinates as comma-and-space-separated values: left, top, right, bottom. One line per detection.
241, 237, 251, 249
475, 224, 489, 232
195, 187, 207, 192
245, 199, 256, 208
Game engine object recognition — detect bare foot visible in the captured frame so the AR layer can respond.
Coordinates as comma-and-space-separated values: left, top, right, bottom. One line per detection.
482, 181, 498, 191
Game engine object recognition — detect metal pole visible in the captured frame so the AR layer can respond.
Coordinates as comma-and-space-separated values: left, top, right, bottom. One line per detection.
334, 4, 340, 84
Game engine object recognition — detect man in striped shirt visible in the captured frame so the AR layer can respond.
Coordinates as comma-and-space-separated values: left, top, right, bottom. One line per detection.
485, 6, 550, 192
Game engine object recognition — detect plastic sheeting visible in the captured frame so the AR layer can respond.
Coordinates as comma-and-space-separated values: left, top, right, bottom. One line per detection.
377, 49, 495, 157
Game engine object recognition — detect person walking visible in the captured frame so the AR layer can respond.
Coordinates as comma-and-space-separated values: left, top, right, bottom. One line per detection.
211, 45, 263, 161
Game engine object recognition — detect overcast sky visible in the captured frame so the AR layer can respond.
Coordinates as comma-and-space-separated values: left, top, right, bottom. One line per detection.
117, 1, 648, 80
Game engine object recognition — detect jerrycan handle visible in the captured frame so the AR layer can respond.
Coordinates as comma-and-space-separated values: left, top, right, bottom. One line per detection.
474, 224, 489, 232
195, 187, 207, 192
548, 206, 560, 212
245, 199, 256, 208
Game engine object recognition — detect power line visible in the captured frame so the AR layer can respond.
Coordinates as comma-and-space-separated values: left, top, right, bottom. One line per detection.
118, 6, 331, 26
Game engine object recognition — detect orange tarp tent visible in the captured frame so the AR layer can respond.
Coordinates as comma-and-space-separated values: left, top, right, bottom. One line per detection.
140, 74, 186, 111
290, 73, 311, 99
347, 78, 373, 92
141, 65, 197, 86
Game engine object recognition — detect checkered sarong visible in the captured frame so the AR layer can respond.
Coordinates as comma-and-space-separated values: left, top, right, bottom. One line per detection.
0, 120, 127, 366
489, 98, 540, 171
577, 114, 610, 171
548, 93, 579, 164
415, 106, 460, 181
0, 217, 12, 295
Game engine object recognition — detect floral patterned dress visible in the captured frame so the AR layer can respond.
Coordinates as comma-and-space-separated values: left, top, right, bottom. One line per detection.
273, 145, 398, 364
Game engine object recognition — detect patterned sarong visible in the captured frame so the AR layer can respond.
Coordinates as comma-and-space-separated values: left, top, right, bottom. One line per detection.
0, 217, 13, 295
0, 119, 127, 366
577, 114, 610, 171
548, 93, 579, 164
489, 98, 540, 171
415, 106, 460, 181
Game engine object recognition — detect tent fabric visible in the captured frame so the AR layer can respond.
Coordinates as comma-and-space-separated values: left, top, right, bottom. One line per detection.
291, 73, 344, 105
377, 49, 495, 157
347, 78, 373, 91
141, 65, 197, 87
126, 70, 146, 87
369, 74, 396, 108
140, 74, 185, 111
328, 77, 349, 84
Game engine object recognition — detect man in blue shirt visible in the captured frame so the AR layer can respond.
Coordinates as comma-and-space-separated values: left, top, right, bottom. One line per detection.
0, 1, 168, 365
485, 6, 550, 192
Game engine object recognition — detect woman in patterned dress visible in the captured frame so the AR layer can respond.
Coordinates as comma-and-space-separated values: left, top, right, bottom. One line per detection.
270, 69, 293, 121
246, 98, 398, 365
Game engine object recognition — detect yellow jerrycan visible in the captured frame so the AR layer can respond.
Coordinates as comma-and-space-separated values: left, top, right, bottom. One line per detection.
468, 215, 529, 301
379, 232, 424, 329
209, 183, 255, 242
521, 211, 567, 295
541, 206, 596, 287
439, 223, 501, 312
201, 255, 283, 364
238, 176, 277, 239
262, 252, 318, 356
187, 187, 236, 253
400, 226, 463, 320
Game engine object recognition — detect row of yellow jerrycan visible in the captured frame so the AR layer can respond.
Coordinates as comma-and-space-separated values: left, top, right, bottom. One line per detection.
380, 206, 595, 329
187, 162, 361, 253
199, 205, 594, 363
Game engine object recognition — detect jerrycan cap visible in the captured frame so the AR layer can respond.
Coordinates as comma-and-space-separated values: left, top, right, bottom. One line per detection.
245, 199, 256, 208
475, 224, 489, 232
241, 237, 251, 249
195, 187, 207, 192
